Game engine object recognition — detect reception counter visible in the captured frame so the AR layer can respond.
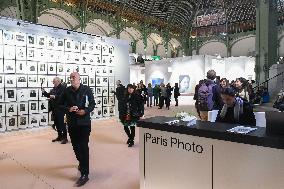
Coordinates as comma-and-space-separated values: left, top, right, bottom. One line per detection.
137, 116, 284, 189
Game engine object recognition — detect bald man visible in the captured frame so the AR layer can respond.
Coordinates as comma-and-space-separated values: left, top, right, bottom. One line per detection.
59, 72, 95, 187
42, 77, 67, 143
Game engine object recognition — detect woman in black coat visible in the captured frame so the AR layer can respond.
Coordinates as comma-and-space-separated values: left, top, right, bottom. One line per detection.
173, 83, 180, 106
119, 84, 144, 147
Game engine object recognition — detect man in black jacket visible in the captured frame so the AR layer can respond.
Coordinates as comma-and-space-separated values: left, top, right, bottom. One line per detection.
59, 72, 95, 187
112, 80, 126, 120
42, 77, 67, 143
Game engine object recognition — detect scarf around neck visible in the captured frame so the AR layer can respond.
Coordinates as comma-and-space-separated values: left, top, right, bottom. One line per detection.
220, 97, 244, 121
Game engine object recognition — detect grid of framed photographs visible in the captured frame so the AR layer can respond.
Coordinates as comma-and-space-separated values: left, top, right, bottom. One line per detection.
0, 28, 116, 133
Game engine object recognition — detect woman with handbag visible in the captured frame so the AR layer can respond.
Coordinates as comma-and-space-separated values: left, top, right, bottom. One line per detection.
119, 84, 144, 147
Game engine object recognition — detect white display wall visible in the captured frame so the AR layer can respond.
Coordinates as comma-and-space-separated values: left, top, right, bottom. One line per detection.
0, 17, 129, 132
145, 55, 255, 94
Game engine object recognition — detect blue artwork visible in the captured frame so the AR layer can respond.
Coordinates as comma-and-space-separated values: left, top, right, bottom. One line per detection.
152, 78, 164, 86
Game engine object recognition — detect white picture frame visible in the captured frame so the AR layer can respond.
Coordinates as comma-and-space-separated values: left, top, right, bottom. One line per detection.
27, 48, 36, 60
27, 34, 36, 47
102, 44, 108, 56
18, 102, 28, 115
16, 75, 27, 88
38, 75, 48, 88
6, 103, 17, 116
102, 67, 108, 76
28, 89, 38, 101
80, 65, 90, 75
103, 107, 109, 117
4, 59, 15, 73
48, 63, 57, 75
103, 97, 108, 106
81, 54, 89, 64
47, 37, 56, 50
38, 62, 47, 74
5, 89, 16, 102
39, 113, 48, 126
81, 76, 88, 85
108, 67, 114, 75
29, 101, 38, 114
29, 114, 39, 128
3, 31, 14, 45
96, 87, 102, 96
102, 77, 108, 86
89, 77, 95, 86
4, 45, 15, 60
109, 46, 114, 55
28, 75, 38, 87
6, 116, 18, 131
35, 48, 46, 61
74, 41, 81, 53
96, 97, 102, 107
89, 54, 96, 65
56, 38, 64, 51
39, 101, 48, 113
95, 108, 103, 118
48, 111, 54, 125
57, 63, 65, 75
27, 61, 38, 74
0, 75, 4, 88
17, 89, 28, 102
0, 103, 5, 117
65, 64, 74, 75
18, 115, 28, 129
16, 46, 27, 60
46, 50, 60, 62
109, 97, 115, 106
87, 43, 94, 53
37, 36, 46, 48
109, 86, 115, 97
94, 44, 102, 55
14, 32, 26, 45
16, 60, 27, 74
73, 53, 81, 64
102, 87, 108, 96
81, 42, 87, 53
64, 39, 73, 52
96, 77, 102, 86
109, 77, 115, 86
109, 106, 115, 116
94, 55, 101, 65
108, 57, 114, 66
0, 116, 6, 132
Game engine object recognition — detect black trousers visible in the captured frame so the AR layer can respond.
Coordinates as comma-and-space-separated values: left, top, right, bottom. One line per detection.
124, 126, 135, 141
68, 125, 91, 175
175, 97, 178, 106
53, 110, 67, 139
165, 97, 171, 108
159, 96, 165, 108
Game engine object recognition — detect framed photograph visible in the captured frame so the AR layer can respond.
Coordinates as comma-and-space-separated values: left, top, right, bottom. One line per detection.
109, 77, 115, 86
103, 107, 109, 117
37, 36, 46, 48
38, 62, 47, 74
73, 53, 80, 64
48, 63, 57, 75
17, 89, 28, 102
0, 75, 4, 88
3, 31, 14, 45
81, 54, 89, 64
16, 75, 27, 88
27, 34, 36, 47
108, 57, 114, 66
96, 77, 102, 86
47, 50, 60, 63
102, 45, 108, 55
39, 88, 49, 101
48, 76, 55, 87
29, 114, 39, 128
95, 108, 103, 118
95, 55, 101, 65
90, 110, 96, 119
89, 54, 96, 65
74, 41, 81, 53
57, 63, 65, 75
64, 39, 73, 52
179, 75, 191, 94
90, 87, 95, 96
89, 77, 95, 86
96, 87, 102, 96
27, 61, 37, 74
95, 67, 102, 76
108, 67, 114, 75
39, 101, 48, 113
94, 44, 102, 55
4, 59, 15, 73
90, 66, 96, 75
102, 77, 108, 86
81, 42, 87, 53
80, 65, 90, 75
18, 115, 28, 129
63, 52, 73, 63
27, 48, 36, 60
16, 46, 27, 60
5, 89, 16, 102
56, 38, 64, 51
0, 89, 4, 102
109, 106, 115, 116
16, 60, 27, 73
101, 57, 107, 65
35, 48, 46, 61
96, 97, 102, 107
102, 67, 108, 76
38, 75, 48, 88
81, 76, 88, 85
4, 45, 15, 60
6, 116, 18, 131
65, 64, 74, 75
103, 97, 108, 106
109, 46, 114, 55
102, 87, 108, 96
109, 97, 115, 106
29, 101, 38, 114
6, 103, 17, 116
0, 116, 5, 132
0, 104, 5, 117
28, 89, 38, 101
0, 45, 3, 59
18, 102, 28, 115
28, 75, 38, 87
87, 43, 94, 53
15, 33, 26, 46
47, 37, 55, 50
39, 113, 48, 126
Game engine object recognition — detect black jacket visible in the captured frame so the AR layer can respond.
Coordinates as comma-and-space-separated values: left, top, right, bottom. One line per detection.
118, 92, 143, 120
42, 83, 66, 112
59, 84, 95, 127
114, 84, 126, 116
215, 101, 256, 126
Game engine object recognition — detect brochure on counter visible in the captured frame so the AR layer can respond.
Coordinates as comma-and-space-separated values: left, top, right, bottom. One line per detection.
227, 126, 257, 134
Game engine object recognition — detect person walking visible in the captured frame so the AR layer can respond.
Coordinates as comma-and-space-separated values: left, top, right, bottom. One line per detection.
59, 72, 95, 187
165, 83, 172, 110
158, 83, 167, 109
146, 83, 153, 107
173, 83, 180, 106
42, 77, 67, 144
112, 80, 126, 121
153, 84, 160, 106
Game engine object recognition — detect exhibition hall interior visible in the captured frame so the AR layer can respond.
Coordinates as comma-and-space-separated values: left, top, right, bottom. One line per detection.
0, 0, 283, 188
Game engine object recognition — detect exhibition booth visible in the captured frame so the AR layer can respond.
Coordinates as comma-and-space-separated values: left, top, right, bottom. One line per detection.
0, 17, 130, 133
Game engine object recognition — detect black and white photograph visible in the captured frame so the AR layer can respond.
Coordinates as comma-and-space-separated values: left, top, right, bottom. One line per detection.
96, 77, 102, 86
6, 116, 18, 131
39, 113, 48, 126
74, 53, 80, 64
81, 54, 88, 64
27, 48, 35, 60
27, 34, 36, 47
81, 42, 87, 53
3, 31, 14, 45
96, 87, 102, 96
16, 46, 26, 60
89, 77, 95, 86
95, 67, 102, 76
95, 55, 101, 65
102, 67, 108, 76
27, 61, 38, 74
38, 75, 48, 88
47, 37, 55, 49
179, 75, 191, 94
109, 97, 115, 106
102, 77, 108, 86
0, 89, 4, 102
0, 103, 5, 117
28, 89, 38, 101
65, 64, 74, 75
48, 63, 57, 75
16, 75, 27, 88
102, 45, 108, 56
96, 108, 102, 118
103, 97, 108, 106
18, 115, 28, 129
96, 97, 102, 107
90, 111, 96, 119
48, 112, 54, 125
65, 39, 73, 52
29, 101, 38, 114
14, 33, 26, 46
28, 75, 38, 87
47, 50, 59, 62
74, 41, 80, 53
29, 114, 39, 127
5, 89, 16, 102
56, 63, 65, 75
4, 59, 16, 73
94, 44, 101, 55
87, 43, 94, 53
64, 52, 73, 63
37, 36, 46, 48
0, 117, 5, 132
6, 103, 17, 116
102, 87, 108, 96
56, 38, 64, 51
109, 106, 115, 116
74, 65, 79, 73
81, 76, 88, 85
103, 107, 109, 117
4, 45, 15, 60
35, 49, 46, 61
18, 102, 28, 115
101, 57, 107, 65
90, 66, 96, 75
17, 89, 28, 102
88, 54, 95, 65
16, 60, 27, 73
80, 65, 89, 75
39, 101, 48, 113
108, 67, 114, 75
108, 57, 114, 65
38, 62, 47, 74
0, 75, 4, 88
109, 46, 114, 55
90, 87, 95, 96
